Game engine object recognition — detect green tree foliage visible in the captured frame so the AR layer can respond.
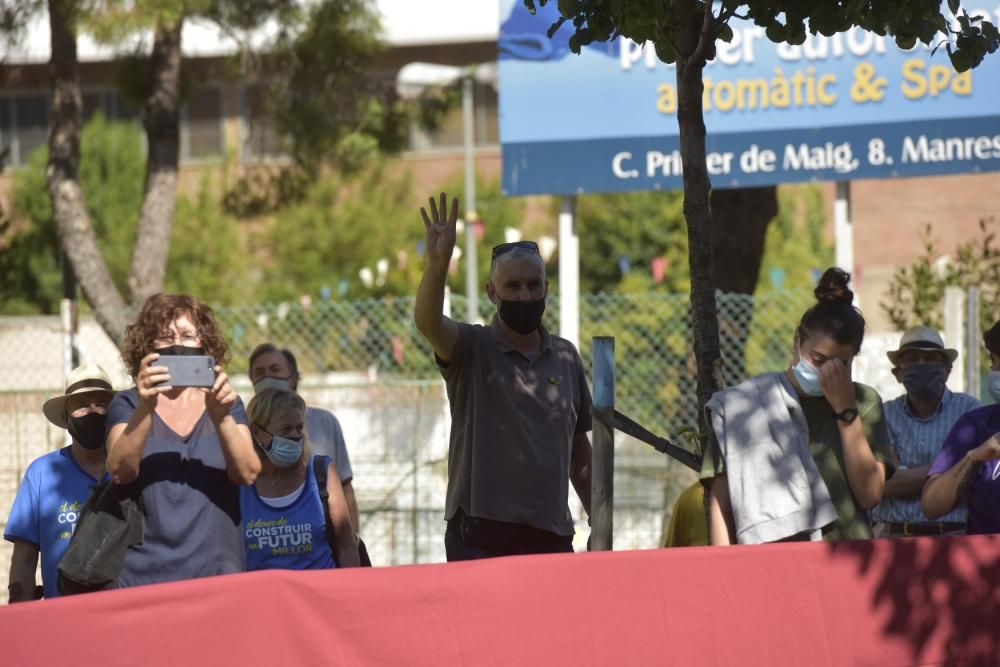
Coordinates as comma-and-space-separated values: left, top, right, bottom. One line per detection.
264, 166, 520, 303
1, 149, 60, 314
754, 185, 832, 295
744, 184, 833, 375
572, 190, 688, 294
0, 114, 144, 313
220, 0, 461, 216
882, 218, 999, 337
568, 185, 829, 439
217, 170, 520, 379
0, 114, 248, 313
534, 0, 999, 71
568, 183, 827, 298
454, 173, 527, 290
268, 0, 407, 170
166, 177, 248, 305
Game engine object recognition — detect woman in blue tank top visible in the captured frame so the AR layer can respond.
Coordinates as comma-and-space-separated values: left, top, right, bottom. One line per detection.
242, 388, 360, 570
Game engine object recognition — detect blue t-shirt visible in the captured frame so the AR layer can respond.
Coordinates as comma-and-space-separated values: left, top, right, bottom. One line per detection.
4, 447, 106, 598
241, 455, 336, 571
108, 389, 250, 587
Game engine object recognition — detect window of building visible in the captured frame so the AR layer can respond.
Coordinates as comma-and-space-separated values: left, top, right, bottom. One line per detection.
14, 95, 49, 161
408, 81, 499, 152
241, 84, 285, 160
1, 86, 223, 166
0, 94, 53, 165
182, 86, 224, 160
0, 99, 11, 167
115, 95, 141, 122
82, 91, 115, 122
0, 90, 146, 167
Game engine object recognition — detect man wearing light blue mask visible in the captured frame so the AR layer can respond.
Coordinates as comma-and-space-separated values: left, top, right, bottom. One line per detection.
871, 327, 980, 537
249, 343, 359, 530
924, 320, 1000, 534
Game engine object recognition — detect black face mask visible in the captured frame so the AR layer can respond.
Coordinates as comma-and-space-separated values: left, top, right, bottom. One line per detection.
68, 411, 108, 450
900, 363, 947, 403
156, 345, 204, 356
498, 298, 546, 335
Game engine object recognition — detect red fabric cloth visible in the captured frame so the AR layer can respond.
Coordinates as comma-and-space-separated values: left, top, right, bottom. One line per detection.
2, 535, 998, 665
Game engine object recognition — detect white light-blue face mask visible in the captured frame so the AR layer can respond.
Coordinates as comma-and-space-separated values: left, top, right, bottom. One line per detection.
987, 370, 1000, 404
253, 376, 292, 394
792, 348, 825, 397
255, 428, 303, 468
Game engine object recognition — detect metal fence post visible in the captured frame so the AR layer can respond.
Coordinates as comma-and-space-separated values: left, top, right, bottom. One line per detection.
943, 287, 966, 395
591, 336, 615, 551
966, 286, 981, 400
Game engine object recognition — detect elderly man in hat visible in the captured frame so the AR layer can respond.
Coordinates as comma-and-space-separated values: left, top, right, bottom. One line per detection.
4, 365, 115, 602
871, 327, 980, 537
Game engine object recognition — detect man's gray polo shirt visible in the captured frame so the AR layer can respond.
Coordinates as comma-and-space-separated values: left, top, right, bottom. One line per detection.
439, 316, 593, 536
305, 406, 353, 483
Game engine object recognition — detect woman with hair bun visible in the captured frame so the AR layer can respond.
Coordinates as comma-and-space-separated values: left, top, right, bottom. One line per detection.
701, 268, 893, 545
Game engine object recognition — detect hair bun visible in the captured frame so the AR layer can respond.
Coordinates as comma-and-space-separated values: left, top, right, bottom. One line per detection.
814, 267, 853, 304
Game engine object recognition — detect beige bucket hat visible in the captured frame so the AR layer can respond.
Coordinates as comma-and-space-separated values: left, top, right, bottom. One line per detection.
886, 326, 959, 366
42, 364, 115, 429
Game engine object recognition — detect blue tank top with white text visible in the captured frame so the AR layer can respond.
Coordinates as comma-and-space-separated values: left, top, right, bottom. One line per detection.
240, 455, 336, 571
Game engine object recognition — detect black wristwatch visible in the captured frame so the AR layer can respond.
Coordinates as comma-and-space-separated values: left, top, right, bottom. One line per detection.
833, 407, 859, 424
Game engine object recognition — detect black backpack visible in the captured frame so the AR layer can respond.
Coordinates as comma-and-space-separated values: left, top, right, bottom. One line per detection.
57, 480, 144, 595
313, 455, 372, 567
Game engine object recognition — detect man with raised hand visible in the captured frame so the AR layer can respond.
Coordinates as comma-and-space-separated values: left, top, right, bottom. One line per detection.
415, 192, 593, 561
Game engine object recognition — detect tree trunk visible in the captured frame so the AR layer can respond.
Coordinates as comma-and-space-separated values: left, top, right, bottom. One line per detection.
46, 0, 128, 344
128, 18, 182, 306
710, 187, 776, 294
711, 186, 778, 383
673, 0, 724, 423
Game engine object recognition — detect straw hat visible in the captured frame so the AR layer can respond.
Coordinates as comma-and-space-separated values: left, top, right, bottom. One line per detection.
886, 326, 959, 366
42, 364, 115, 429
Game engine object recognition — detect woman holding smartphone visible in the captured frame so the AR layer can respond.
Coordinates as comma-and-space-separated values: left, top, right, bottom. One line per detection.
106, 293, 260, 587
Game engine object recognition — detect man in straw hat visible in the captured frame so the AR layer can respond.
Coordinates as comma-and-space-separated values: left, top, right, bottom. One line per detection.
4, 365, 115, 602
871, 326, 980, 537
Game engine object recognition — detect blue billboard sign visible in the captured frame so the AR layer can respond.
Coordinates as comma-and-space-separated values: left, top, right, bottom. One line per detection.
498, 0, 1000, 196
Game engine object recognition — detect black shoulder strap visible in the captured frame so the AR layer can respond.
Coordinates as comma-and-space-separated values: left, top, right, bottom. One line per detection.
313, 455, 338, 553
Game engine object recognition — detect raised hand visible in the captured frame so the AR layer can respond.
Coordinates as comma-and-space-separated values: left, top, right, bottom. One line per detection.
204, 365, 237, 424
136, 352, 171, 409
420, 192, 458, 266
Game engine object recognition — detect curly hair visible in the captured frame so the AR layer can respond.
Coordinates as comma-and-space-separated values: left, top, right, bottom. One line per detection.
121, 293, 229, 379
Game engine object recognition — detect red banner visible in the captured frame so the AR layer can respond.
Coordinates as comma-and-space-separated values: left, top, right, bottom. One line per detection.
2, 535, 998, 665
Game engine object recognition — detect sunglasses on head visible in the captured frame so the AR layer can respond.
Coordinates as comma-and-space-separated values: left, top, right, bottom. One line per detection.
491, 241, 540, 261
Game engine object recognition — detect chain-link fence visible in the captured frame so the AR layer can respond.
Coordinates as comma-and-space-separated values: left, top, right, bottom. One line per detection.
213, 290, 816, 437
0, 289, 816, 594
